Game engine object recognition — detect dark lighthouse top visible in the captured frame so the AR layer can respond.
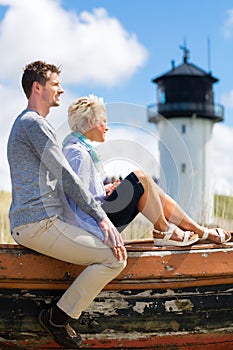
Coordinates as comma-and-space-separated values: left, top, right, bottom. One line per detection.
148, 49, 224, 122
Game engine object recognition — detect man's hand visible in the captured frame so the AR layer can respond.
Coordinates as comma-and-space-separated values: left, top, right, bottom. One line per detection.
98, 217, 127, 261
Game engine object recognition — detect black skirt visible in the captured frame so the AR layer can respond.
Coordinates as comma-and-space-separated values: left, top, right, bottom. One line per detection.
102, 172, 144, 232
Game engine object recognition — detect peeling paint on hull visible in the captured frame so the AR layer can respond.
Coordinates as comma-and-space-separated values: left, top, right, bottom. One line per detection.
0, 241, 233, 349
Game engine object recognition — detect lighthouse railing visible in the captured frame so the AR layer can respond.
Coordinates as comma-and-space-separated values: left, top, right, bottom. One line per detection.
147, 102, 224, 123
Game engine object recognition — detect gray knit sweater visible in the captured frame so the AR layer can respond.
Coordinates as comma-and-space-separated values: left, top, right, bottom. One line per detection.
7, 109, 106, 231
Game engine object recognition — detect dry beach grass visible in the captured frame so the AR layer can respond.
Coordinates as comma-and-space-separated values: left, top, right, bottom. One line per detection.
0, 191, 232, 243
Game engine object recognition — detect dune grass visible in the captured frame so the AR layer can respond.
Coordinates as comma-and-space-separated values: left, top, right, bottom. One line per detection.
0, 191, 232, 243
214, 194, 233, 220
0, 191, 14, 243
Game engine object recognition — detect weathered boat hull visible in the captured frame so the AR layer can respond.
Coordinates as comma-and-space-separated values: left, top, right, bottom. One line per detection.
0, 241, 233, 349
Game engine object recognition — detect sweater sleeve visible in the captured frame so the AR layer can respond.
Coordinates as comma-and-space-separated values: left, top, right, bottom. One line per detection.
25, 117, 107, 222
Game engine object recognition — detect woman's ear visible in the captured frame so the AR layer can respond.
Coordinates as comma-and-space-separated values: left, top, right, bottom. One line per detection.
87, 117, 95, 129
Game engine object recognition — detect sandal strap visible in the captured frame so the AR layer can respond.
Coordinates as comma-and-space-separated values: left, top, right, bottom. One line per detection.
153, 223, 177, 239
200, 227, 230, 243
153, 223, 199, 247
182, 231, 193, 243
216, 228, 225, 243
153, 223, 190, 242
200, 227, 209, 241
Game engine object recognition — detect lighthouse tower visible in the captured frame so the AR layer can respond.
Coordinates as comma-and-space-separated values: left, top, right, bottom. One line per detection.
148, 47, 224, 223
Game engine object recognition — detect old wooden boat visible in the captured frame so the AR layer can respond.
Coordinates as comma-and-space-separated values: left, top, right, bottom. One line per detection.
0, 239, 233, 349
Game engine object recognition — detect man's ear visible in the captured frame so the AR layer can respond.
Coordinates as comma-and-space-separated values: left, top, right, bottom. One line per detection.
32, 81, 41, 94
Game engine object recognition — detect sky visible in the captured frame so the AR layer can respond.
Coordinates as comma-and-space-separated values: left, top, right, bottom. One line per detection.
0, 0, 233, 194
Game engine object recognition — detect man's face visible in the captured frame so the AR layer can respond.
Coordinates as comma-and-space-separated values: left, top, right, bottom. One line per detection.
41, 72, 64, 108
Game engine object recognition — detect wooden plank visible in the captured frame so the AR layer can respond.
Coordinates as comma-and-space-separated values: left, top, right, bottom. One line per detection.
1, 243, 233, 348
0, 285, 233, 349
1, 243, 233, 290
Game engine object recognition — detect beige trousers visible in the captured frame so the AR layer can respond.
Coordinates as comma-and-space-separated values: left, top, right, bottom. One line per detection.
12, 216, 126, 319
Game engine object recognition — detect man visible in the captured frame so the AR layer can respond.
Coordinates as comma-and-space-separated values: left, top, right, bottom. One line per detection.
7, 61, 127, 348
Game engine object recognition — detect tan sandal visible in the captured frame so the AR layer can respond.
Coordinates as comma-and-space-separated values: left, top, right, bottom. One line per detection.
153, 223, 199, 247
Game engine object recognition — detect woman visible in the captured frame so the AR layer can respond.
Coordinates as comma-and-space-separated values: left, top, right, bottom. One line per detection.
62, 95, 231, 246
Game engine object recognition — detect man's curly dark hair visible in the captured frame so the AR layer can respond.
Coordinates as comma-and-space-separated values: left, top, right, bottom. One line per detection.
22, 60, 61, 99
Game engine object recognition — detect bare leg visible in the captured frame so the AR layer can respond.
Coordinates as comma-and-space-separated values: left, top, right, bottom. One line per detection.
155, 185, 203, 234
134, 170, 231, 243
154, 180, 231, 242
134, 170, 196, 242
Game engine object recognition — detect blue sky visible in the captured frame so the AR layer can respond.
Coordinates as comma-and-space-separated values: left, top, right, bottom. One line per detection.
0, 0, 233, 193
62, 0, 233, 124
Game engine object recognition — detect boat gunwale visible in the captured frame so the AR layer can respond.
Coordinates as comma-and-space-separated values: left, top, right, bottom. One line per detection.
1, 240, 233, 291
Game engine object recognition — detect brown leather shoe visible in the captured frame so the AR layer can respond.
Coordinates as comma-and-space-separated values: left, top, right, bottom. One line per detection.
39, 308, 81, 348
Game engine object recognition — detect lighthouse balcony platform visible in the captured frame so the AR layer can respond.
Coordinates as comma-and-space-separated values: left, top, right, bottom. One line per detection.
147, 102, 224, 123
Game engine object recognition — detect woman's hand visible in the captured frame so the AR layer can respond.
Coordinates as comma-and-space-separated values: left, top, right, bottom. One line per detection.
104, 179, 121, 198
98, 217, 127, 261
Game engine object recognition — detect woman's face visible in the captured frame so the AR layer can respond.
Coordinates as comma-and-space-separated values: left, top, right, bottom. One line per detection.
93, 117, 108, 142
86, 110, 109, 142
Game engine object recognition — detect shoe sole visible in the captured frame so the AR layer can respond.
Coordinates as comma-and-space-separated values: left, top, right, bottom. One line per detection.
154, 234, 199, 247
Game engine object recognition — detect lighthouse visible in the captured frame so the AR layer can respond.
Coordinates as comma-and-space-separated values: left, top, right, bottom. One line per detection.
148, 47, 224, 224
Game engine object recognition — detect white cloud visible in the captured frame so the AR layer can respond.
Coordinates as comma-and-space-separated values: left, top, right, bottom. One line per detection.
221, 89, 233, 108
223, 8, 233, 38
212, 123, 233, 195
0, 0, 147, 191
0, 83, 25, 191
0, 0, 147, 86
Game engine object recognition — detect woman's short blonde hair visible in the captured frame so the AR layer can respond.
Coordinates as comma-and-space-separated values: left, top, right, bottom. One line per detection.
68, 94, 106, 133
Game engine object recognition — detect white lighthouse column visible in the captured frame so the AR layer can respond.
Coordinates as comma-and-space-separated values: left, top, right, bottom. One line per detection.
158, 115, 214, 224
148, 48, 224, 225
